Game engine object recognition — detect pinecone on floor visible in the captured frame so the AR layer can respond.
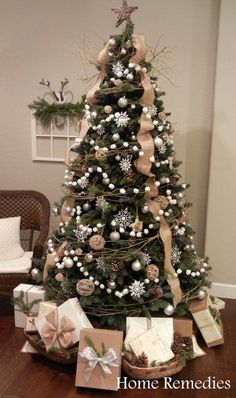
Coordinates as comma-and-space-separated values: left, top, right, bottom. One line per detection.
183, 336, 193, 353
135, 352, 148, 368
153, 285, 164, 299
125, 351, 138, 366
171, 331, 185, 356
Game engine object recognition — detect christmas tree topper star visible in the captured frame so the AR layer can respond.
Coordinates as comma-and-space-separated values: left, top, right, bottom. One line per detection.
111, 0, 138, 27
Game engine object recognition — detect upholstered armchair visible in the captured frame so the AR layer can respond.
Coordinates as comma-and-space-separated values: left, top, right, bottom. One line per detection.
0, 190, 50, 298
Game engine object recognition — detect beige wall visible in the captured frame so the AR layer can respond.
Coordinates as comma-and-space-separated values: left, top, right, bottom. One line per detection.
205, 0, 236, 287
0, 2, 219, 254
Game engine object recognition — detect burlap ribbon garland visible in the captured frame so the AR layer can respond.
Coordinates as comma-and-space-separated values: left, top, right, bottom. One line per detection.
131, 34, 182, 307
43, 241, 68, 281
41, 308, 75, 351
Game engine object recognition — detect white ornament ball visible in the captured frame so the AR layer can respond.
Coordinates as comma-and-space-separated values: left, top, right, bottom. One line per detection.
109, 38, 115, 46
131, 260, 142, 272
164, 304, 174, 316
142, 205, 149, 214
154, 137, 163, 148
64, 257, 74, 269
197, 289, 206, 300
127, 73, 133, 80
112, 133, 120, 141
118, 97, 128, 108
110, 231, 120, 241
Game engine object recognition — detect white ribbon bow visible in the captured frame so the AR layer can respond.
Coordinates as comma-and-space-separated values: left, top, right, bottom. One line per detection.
79, 346, 119, 382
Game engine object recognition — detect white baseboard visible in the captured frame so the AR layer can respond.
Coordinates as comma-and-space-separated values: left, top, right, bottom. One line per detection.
210, 282, 236, 299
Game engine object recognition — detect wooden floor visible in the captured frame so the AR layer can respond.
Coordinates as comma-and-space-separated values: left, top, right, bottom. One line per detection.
0, 299, 235, 398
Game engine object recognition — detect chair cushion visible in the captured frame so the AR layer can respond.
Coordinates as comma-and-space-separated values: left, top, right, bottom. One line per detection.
0, 217, 24, 260
0, 251, 33, 273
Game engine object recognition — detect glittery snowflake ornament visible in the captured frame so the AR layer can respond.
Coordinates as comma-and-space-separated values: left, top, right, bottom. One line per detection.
141, 251, 152, 265
114, 111, 130, 127
96, 257, 107, 271
112, 62, 124, 76
113, 208, 133, 229
172, 245, 182, 265
73, 225, 92, 242
129, 280, 145, 298
96, 196, 109, 211
119, 156, 132, 173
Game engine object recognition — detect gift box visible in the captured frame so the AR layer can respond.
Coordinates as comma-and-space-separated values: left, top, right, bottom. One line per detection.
76, 328, 123, 391
35, 297, 93, 351
38, 300, 57, 319
25, 316, 38, 333
21, 341, 39, 354
13, 284, 45, 328
189, 295, 224, 347
125, 317, 193, 365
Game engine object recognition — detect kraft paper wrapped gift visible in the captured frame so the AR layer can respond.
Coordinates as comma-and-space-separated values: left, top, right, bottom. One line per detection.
35, 297, 93, 351
25, 316, 38, 333
76, 328, 123, 391
13, 284, 45, 328
189, 295, 224, 347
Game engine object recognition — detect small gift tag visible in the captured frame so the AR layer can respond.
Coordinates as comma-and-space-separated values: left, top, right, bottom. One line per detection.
76, 328, 123, 391
25, 316, 38, 333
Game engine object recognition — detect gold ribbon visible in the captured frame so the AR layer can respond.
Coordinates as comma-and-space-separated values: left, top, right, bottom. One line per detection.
60, 197, 75, 223
41, 308, 75, 351
43, 241, 68, 281
131, 34, 182, 307
87, 41, 111, 107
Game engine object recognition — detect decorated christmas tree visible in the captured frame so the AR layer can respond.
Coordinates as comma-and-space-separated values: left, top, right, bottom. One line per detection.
42, 1, 210, 330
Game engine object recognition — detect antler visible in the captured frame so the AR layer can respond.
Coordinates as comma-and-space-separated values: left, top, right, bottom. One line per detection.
59, 78, 69, 102
40, 78, 60, 102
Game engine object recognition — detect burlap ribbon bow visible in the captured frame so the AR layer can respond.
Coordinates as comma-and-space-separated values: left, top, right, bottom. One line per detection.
41, 309, 75, 351
79, 346, 119, 382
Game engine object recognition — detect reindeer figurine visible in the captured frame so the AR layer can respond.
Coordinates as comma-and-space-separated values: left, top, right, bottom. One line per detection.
40, 78, 69, 104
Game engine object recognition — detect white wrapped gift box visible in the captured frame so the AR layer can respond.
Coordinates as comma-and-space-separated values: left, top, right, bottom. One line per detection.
13, 284, 45, 328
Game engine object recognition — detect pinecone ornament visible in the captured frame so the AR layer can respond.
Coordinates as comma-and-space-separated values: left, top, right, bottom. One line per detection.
124, 169, 134, 180
135, 352, 148, 368
128, 236, 137, 246
153, 285, 164, 299
110, 260, 122, 272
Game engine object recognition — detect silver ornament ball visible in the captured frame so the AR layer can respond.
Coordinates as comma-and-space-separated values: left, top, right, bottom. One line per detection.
107, 280, 117, 289
118, 96, 128, 108
197, 289, 206, 300
131, 260, 142, 272
109, 231, 120, 241
83, 203, 91, 211
85, 253, 93, 263
31, 268, 40, 279
164, 304, 174, 316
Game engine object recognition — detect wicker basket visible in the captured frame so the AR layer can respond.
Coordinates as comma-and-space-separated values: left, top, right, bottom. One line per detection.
122, 358, 184, 380
24, 331, 78, 364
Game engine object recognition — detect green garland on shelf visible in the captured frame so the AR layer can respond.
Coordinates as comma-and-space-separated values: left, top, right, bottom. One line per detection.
28, 98, 84, 127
